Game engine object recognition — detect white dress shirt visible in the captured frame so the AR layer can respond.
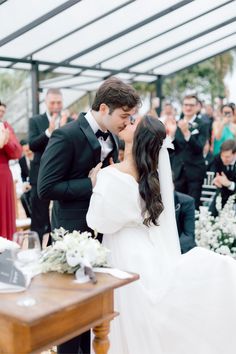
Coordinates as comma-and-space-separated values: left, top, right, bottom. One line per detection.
85, 110, 113, 162
226, 159, 236, 191
184, 115, 197, 141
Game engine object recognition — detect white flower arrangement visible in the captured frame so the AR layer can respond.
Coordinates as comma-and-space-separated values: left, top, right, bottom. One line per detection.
196, 195, 236, 258
40, 228, 110, 275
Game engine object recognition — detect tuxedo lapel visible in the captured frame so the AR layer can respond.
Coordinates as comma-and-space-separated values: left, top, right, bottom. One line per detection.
78, 113, 101, 165
40, 113, 50, 131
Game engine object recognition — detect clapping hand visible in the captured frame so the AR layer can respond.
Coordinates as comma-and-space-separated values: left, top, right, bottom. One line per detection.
48, 113, 58, 134
164, 116, 177, 138
0, 124, 10, 148
178, 119, 190, 136
89, 162, 102, 187
59, 114, 68, 127
23, 182, 32, 193
213, 172, 231, 188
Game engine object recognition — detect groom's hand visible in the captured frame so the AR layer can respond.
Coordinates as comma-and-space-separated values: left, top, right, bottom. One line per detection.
109, 157, 114, 165
89, 162, 102, 187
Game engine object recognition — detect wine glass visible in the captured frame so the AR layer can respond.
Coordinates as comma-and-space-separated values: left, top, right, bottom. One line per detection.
12, 231, 41, 307
13, 231, 41, 268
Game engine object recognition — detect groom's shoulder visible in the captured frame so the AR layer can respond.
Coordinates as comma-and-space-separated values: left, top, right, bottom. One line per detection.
59, 113, 85, 136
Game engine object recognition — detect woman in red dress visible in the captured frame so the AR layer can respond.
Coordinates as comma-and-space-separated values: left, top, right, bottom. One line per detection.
0, 101, 22, 240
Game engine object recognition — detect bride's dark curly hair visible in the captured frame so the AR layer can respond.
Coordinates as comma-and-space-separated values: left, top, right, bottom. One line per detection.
132, 115, 166, 226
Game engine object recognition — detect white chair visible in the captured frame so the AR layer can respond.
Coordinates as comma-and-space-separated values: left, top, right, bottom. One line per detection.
200, 171, 217, 207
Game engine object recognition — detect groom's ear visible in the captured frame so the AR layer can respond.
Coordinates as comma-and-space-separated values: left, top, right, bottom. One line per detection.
99, 103, 109, 115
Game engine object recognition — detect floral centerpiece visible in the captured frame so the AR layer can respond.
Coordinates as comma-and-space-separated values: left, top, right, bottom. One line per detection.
40, 228, 110, 282
196, 194, 236, 258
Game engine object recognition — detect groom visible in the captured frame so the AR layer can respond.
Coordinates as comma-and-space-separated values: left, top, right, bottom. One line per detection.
37, 77, 140, 354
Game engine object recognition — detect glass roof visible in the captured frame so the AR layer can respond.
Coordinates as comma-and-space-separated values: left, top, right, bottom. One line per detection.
0, 0, 235, 90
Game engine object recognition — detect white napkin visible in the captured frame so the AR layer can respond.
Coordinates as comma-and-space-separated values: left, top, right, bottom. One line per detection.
93, 267, 133, 279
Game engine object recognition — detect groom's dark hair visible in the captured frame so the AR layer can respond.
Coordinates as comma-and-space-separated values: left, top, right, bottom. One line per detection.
92, 77, 140, 113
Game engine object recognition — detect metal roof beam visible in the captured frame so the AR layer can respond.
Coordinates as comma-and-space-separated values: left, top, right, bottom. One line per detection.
20, 0, 135, 61
0, 56, 158, 78
44, 0, 194, 73
151, 32, 236, 73
94, 0, 234, 68
0, 0, 81, 47
122, 16, 236, 71
155, 45, 236, 79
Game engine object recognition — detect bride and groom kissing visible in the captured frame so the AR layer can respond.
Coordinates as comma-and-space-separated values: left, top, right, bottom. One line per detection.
38, 78, 236, 354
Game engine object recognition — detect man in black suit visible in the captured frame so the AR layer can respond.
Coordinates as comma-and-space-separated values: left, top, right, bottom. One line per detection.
170, 95, 208, 209
174, 191, 196, 254
210, 139, 236, 216
29, 88, 63, 243
38, 77, 140, 354
19, 139, 33, 217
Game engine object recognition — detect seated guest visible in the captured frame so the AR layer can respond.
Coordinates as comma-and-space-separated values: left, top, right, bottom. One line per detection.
174, 191, 196, 254
209, 139, 236, 216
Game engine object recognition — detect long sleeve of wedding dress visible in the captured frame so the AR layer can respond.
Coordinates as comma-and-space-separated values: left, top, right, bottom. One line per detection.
87, 166, 236, 354
87, 167, 142, 234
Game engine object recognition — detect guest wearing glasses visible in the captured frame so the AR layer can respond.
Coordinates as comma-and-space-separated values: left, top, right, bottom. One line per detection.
167, 95, 208, 209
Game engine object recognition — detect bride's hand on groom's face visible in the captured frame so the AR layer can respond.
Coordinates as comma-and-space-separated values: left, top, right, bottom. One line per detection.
89, 162, 102, 187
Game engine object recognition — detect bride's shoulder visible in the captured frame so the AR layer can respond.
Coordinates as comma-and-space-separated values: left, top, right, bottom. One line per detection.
98, 165, 117, 176
98, 165, 138, 186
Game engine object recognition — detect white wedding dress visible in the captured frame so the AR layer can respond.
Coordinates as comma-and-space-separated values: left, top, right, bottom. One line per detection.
87, 166, 236, 354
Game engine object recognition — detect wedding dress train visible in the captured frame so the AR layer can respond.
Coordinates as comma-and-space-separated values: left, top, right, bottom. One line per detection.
87, 167, 236, 354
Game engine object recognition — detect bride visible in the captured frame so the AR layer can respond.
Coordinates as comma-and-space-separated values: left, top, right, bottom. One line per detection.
87, 115, 236, 354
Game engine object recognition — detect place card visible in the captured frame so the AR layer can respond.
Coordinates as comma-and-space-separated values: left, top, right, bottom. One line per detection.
0, 250, 27, 290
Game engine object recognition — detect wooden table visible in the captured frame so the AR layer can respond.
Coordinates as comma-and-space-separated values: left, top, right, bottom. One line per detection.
0, 272, 139, 354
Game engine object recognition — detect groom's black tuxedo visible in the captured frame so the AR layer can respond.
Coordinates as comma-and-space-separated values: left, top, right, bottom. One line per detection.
29, 113, 51, 241
38, 113, 119, 354
38, 113, 119, 233
171, 116, 208, 208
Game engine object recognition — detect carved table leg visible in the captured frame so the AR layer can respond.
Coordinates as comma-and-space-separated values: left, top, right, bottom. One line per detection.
92, 321, 110, 354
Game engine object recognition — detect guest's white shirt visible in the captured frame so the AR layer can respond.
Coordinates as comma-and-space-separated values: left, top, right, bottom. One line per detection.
85, 110, 113, 162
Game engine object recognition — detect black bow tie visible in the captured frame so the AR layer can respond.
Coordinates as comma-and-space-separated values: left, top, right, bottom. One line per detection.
95, 129, 110, 140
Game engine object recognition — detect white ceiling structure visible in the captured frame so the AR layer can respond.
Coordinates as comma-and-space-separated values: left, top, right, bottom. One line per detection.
0, 0, 235, 101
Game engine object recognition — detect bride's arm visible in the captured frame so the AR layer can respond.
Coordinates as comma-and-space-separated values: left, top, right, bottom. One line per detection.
87, 169, 136, 234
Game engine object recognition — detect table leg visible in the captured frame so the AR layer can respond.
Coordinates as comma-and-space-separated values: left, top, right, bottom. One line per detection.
92, 320, 110, 354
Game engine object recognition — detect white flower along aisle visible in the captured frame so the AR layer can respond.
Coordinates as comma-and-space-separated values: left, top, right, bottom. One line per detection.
196, 195, 236, 258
